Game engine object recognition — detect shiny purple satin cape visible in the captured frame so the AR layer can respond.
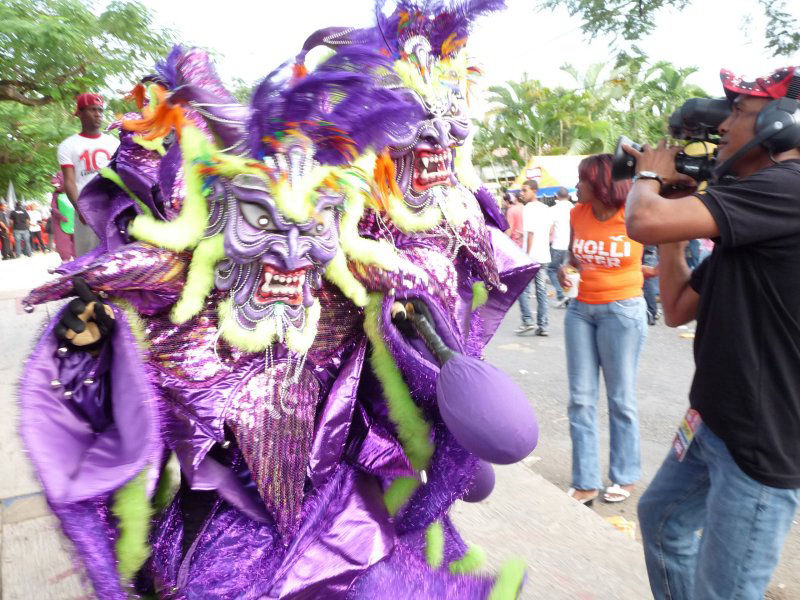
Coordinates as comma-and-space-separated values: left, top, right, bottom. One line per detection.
19, 304, 161, 598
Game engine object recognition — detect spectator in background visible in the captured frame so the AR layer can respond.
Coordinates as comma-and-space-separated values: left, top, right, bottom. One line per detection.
643, 245, 660, 325
50, 172, 75, 262
44, 213, 54, 252
557, 153, 646, 505
505, 191, 524, 247
514, 185, 537, 334
549, 187, 573, 307
57, 93, 119, 256
0, 202, 12, 260
522, 179, 553, 336
10, 203, 31, 257
27, 203, 44, 252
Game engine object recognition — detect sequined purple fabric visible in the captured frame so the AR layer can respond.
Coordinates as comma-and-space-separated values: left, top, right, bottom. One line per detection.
51, 498, 126, 599
23, 243, 187, 315
397, 424, 478, 533
149, 465, 394, 599
226, 362, 320, 538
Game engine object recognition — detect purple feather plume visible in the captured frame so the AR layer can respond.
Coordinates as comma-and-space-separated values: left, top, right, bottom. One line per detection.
150, 45, 182, 89
375, 0, 506, 57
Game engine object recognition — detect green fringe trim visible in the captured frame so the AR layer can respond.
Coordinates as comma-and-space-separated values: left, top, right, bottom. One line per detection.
152, 459, 177, 514
128, 126, 214, 251
112, 471, 152, 583
488, 558, 526, 600
384, 476, 420, 517
471, 281, 489, 311
448, 544, 486, 574
323, 249, 368, 307
132, 134, 167, 157
99, 167, 153, 218
113, 299, 150, 351
385, 196, 442, 233
363, 293, 433, 472
425, 521, 445, 568
170, 235, 225, 324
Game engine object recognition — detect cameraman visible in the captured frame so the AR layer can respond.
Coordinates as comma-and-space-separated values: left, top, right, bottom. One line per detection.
625, 67, 800, 600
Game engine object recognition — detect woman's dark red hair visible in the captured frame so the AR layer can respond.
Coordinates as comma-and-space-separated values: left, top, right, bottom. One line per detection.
578, 153, 631, 209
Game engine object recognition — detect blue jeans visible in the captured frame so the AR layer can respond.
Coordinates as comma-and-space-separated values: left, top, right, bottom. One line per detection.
643, 277, 659, 319
533, 264, 549, 328
518, 280, 533, 326
13, 229, 31, 257
518, 265, 549, 327
564, 297, 647, 489
548, 248, 566, 300
639, 424, 799, 600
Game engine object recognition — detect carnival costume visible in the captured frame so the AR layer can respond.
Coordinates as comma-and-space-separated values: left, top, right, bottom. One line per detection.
20, 1, 539, 598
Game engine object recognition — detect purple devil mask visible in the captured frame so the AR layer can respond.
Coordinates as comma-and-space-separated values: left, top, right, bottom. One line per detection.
204, 138, 344, 345
386, 37, 472, 209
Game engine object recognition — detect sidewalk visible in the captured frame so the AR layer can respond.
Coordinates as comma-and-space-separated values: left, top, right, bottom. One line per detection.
0, 253, 653, 599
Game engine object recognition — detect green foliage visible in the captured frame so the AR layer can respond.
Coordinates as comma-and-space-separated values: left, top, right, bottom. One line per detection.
472, 56, 708, 176
536, 0, 799, 57
0, 0, 172, 198
0, 0, 173, 106
0, 102, 73, 199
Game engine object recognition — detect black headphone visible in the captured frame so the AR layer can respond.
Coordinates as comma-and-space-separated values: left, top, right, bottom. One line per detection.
715, 74, 800, 180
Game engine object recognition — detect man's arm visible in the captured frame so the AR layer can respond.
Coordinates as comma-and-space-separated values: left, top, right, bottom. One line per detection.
658, 241, 700, 327
525, 231, 533, 255
626, 179, 719, 244
623, 141, 719, 244
61, 166, 79, 207
60, 166, 85, 224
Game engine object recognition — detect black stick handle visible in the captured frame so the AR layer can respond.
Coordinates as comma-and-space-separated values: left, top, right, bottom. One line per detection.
392, 300, 455, 366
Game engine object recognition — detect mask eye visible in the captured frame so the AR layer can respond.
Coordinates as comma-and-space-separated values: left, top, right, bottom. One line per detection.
313, 206, 336, 235
240, 201, 278, 231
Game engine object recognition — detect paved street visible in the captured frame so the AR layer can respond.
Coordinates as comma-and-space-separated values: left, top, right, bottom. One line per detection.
491, 287, 800, 600
0, 252, 796, 599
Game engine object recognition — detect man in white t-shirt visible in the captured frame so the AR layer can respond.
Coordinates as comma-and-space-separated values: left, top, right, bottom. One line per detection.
519, 179, 554, 336
27, 204, 44, 252
548, 187, 574, 306
57, 93, 119, 257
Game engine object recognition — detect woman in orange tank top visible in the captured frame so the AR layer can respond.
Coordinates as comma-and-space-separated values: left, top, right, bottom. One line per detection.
556, 154, 648, 505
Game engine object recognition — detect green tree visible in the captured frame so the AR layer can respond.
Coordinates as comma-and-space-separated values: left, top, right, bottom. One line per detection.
0, 102, 74, 200
536, 0, 800, 57
0, 0, 172, 107
0, 0, 173, 198
471, 56, 710, 174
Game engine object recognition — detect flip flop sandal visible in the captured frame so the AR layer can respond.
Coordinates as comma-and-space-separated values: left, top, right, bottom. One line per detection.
603, 483, 632, 503
567, 487, 599, 506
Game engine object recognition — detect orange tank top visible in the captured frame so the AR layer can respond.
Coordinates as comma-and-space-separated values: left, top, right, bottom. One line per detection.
570, 203, 643, 304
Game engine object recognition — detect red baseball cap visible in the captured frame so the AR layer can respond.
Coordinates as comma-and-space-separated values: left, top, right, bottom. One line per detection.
74, 93, 105, 116
720, 66, 800, 100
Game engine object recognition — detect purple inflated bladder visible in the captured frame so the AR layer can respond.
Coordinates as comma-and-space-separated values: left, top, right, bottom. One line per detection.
436, 355, 537, 465
462, 460, 495, 502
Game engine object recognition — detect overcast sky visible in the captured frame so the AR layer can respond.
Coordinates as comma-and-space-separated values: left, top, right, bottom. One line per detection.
131, 0, 799, 110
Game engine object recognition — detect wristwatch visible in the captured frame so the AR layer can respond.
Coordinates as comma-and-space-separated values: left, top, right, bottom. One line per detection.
633, 171, 664, 184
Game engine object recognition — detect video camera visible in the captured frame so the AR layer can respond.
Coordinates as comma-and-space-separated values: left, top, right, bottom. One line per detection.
611, 97, 731, 182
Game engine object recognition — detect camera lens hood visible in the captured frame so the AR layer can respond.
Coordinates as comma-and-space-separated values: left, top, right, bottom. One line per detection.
611, 135, 641, 181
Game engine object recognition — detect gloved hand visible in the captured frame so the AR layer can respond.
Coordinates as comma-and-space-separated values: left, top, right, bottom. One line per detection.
54, 277, 115, 351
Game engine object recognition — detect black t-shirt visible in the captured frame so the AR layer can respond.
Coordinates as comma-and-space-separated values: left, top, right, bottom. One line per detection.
690, 159, 800, 488
10, 209, 29, 231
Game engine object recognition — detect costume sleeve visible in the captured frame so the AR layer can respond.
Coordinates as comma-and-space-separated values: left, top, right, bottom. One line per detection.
57, 138, 73, 168
694, 163, 800, 247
